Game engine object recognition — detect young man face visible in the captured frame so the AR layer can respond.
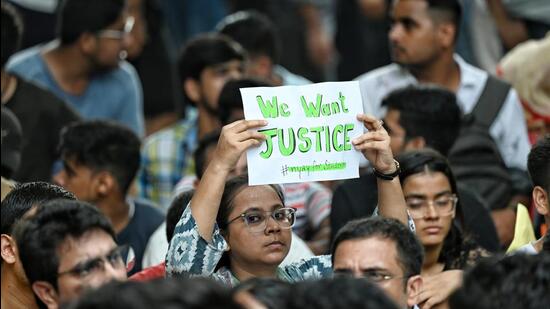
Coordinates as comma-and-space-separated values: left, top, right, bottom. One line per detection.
186, 59, 245, 115
333, 236, 421, 308
53, 158, 104, 203
33, 228, 127, 308
389, 0, 448, 68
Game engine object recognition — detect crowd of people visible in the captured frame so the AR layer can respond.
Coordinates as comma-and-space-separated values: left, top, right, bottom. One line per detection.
1, 0, 549, 308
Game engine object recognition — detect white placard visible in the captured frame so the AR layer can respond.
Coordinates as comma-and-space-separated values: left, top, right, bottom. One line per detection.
240, 81, 364, 185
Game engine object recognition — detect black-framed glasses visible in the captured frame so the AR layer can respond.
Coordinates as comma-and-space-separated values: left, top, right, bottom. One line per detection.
405, 194, 458, 219
57, 244, 129, 279
96, 16, 135, 40
333, 269, 406, 283
227, 207, 296, 234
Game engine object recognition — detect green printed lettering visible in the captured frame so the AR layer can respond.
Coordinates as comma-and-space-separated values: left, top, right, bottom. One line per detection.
343, 123, 354, 150
278, 128, 296, 156
330, 101, 341, 114
321, 103, 332, 116
259, 128, 277, 158
339, 92, 349, 113
256, 96, 279, 118
297, 127, 312, 153
309, 126, 324, 152
324, 125, 331, 152
300, 94, 322, 117
280, 103, 290, 117
332, 124, 344, 151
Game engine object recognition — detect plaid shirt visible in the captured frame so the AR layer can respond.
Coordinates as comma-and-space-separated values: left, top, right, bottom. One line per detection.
137, 111, 198, 209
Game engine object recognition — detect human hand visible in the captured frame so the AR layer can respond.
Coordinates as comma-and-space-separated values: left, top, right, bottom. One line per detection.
212, 119, 267, 173
416, 270, 463, 309
352, 114, 395, 174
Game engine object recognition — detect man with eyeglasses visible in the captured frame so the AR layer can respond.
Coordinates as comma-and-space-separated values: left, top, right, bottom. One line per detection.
12, 199, 127, 309
331, 216, 424, 309
6, 0, 144, 137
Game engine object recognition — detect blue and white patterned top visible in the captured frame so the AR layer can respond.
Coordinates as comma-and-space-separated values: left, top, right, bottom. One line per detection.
165, 206, 333, 286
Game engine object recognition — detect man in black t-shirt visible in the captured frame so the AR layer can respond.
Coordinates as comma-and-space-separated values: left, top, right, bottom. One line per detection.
1, 3, 80, 182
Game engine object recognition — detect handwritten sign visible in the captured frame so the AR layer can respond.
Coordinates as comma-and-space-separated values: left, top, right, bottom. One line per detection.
241, 81, 364, 185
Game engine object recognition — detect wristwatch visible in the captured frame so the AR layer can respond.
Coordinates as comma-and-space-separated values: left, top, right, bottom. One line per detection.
373, 159, 401, 180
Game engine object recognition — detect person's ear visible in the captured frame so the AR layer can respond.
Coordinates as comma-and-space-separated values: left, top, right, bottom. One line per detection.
32, 281, 59, 309
77, 32, 98, 55
95, 171, 116, 197
404, 137, 426, 151
1, 234, 17, 264
533, 186, 549, 216
406, 274, 423, 307
436, 22, 456, 49
184, 78, 202, 104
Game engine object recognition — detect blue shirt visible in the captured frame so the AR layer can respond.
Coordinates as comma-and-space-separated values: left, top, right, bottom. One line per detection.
7, 42, 145, 137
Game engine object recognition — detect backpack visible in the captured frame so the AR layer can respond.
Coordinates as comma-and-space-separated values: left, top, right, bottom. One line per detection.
448, 76, 513, 210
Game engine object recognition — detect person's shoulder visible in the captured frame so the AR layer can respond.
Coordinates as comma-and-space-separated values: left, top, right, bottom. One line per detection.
354, 63, 402, 83
142, 120, 190, 150
6, 46, 45, 77
134, 199, 164, 218
13, 77, 79, 118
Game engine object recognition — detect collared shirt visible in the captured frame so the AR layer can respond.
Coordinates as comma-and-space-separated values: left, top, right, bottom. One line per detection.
137, 110, 198, 209
355, 55, 530, 170
165, 206, 332, 287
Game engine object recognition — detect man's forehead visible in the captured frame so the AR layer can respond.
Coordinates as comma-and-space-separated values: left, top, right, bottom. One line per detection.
57, 229, 116, 259
391, 0, 429, 17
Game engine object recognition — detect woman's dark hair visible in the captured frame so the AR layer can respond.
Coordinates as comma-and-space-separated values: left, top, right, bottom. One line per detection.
215, 174, 285, 269
397, 148, 478, 269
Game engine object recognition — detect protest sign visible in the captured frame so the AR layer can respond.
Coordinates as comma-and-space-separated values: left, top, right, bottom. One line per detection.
240, 81, 364, 185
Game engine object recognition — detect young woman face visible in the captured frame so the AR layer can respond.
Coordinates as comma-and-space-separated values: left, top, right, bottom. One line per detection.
225, 185, 292, 270
402, 171, 456, 248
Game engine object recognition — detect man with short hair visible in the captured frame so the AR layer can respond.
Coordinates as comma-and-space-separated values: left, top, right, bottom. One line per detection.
53, 120, 163, 275
332, 216, 424, 309
1, 2, 80, 182
331, 86, 500, 252
1, 182, 76, 309
515, 136, 550, 254
13, 199, 128, 309
137, 34, 246, 208
355, 0, 529, 172
6, 0, 144, 136
217, 10, 310, 86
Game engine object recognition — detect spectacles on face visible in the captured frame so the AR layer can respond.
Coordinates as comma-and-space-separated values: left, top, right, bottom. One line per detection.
57, 245, 128, 279
227, 207, 296, 234
405, 194, 458, 219
96, 16, 135, 40
333, 269, 405, 283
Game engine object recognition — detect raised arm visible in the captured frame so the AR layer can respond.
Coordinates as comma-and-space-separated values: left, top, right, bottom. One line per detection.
352, 114, 408, 225
191, 119, 267, 242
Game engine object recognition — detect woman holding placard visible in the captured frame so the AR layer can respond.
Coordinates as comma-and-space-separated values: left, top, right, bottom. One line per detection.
165, 114, 408, 286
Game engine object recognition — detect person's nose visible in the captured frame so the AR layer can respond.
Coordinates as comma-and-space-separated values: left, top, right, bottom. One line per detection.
424, 201, 439, 220
52, 170, 66, 187
264, 215, 281, 234
389, 23, 403, 44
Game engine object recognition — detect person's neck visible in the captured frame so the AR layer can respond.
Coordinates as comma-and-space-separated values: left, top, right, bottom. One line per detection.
43, 41, 92, 95
408, 52, 460, 93
421, 243, 445, 276
96, 195, 130, 234
1, 266, 38, 309
230, 259, 278, 282
197, 107, 221, 139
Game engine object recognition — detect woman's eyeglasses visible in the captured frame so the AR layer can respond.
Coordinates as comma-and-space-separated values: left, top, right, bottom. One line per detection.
227, 207, 296, 234
405, 194, 458, 219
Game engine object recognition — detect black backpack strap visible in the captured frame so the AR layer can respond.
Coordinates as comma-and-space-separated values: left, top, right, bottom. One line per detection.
471, 75, 511, 128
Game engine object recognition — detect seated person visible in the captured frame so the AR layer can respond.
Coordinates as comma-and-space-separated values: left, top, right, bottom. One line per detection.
13, 199, 127, 308
332, 216, 424, 309
54, 120, 164, 275
166, 115, 409, 286
397, 149, 490, 308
